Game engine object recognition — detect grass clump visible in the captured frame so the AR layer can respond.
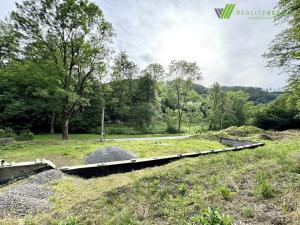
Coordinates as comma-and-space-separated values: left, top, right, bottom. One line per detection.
190, 207, 233, 225
217, 186, 235, 201
58, 216, 78, 225
110, 210, 140, 225
241, 206, 255, 218
255, 173, 274, 199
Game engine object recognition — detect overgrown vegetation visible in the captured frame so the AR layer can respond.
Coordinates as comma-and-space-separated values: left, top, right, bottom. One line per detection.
1, 131, 299, 225
0, 0, 299, 140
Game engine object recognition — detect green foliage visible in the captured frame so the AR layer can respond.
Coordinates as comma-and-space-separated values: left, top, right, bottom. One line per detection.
58, 216, 78, 225
217, 186, 235, 201
167, 60, 202, 133
15, 130, 34, 141
0, 127, 16, 139
255, 173, 274, 199
111, 210, 140, 225
190, 208, 233, 225
223, 126, 263, 137
252, 95, 299, 130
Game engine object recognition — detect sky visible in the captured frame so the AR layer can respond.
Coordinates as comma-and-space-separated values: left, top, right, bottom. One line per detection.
0, 0, 288, 89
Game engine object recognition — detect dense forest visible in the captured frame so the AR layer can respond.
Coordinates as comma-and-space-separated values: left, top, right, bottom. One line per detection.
0, 0, 299, 139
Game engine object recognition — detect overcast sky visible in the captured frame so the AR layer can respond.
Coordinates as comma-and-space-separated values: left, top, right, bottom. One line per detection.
0, 0, 288, 89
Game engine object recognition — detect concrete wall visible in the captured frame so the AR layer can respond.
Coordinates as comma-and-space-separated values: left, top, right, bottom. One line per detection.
61, 139, 264, 179
0, 160, 55, 184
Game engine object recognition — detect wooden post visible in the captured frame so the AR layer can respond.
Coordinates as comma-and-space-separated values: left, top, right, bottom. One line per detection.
100, 106, 105, 142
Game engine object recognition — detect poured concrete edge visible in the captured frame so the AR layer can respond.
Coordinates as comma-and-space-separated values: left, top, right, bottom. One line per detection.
0, 160, 56, 184
0, 137, 264, 182
61, 140, 264, 178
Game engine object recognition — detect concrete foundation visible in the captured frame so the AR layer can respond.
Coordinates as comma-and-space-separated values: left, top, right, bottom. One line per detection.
0, 160, 55, 184
0, 137, 264, 182
61, 138, 264, 178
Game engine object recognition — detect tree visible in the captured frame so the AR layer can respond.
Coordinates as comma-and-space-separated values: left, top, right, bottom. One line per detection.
10, 0, 114, 139
264, 0, 300, 117
252, 94, 299, 130
111, 52, 139, 121
0, 60, 60, 132
224, 91, 250, 127
167, 60, 202, 133
208, 83, 227, 130
0, 21, 21, 66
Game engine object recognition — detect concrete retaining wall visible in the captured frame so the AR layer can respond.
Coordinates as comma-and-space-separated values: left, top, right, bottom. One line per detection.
0, 160, 55, 184
219, 137, 257, 147
61, 138, 264, 178
0, 137, 264, 182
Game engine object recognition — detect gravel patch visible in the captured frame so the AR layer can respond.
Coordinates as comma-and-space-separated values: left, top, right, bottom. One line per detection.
31, 169, 63, 184
85, 146, 138, 164
0, 169, 63, 218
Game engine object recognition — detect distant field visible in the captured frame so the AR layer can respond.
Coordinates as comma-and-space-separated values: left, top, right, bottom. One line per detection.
0, 134, 223, 167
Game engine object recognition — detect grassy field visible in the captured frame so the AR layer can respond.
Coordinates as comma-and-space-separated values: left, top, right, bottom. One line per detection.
0, 130, 300, 225
0, 134, 222, 167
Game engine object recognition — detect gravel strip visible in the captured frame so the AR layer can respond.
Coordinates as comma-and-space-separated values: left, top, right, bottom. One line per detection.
0, 169, 63, 218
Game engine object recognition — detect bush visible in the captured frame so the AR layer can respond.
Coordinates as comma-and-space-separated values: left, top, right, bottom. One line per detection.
106, 126, 139, 135
218, 186, 235, 201
16, 130, 34, 141
190, 207, 233, 225
0, 127, 16, 139
255, 173, 274, 199
166, 124, 178, 134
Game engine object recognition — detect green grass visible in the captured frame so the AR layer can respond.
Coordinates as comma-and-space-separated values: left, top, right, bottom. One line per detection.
1, 131, 300, 225
33, 133, 188, 141
0, 134, 223, 166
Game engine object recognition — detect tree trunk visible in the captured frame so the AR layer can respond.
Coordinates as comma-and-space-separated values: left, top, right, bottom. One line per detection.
62, 112, 69, 140
177, 111, 182, 133
50, 112, 55, 134
100, 106, 105, 142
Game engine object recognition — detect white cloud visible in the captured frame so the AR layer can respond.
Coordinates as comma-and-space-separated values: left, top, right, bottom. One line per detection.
0, 0, 289, 89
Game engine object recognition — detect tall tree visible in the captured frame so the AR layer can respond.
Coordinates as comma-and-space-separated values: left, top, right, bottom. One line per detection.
167, 60, 202, 133
208, 82, 227, 130
264, 0, 300, 117
224, 91, 250, 127
0, 21, 21, 66
10, 0, 113, 139
112, 52, 139, 99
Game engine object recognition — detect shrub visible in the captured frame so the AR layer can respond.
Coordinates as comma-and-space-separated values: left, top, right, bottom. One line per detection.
16, 130, 34, 141
255, 173, 274, 199
218, 186, 235, 201
0, 127, 16, 139
106, 127, 139, 135
166, 124, 178, 134
190, 207, 233, 225
58, 216, 78, 225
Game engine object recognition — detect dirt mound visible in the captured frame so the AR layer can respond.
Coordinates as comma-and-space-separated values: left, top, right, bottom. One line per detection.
85, 146, 138, 164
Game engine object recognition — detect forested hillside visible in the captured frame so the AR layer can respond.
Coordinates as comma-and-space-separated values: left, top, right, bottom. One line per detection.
0, 0, 299, 139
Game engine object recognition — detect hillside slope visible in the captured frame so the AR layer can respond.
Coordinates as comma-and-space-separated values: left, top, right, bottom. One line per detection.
1, 131, 299, 225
